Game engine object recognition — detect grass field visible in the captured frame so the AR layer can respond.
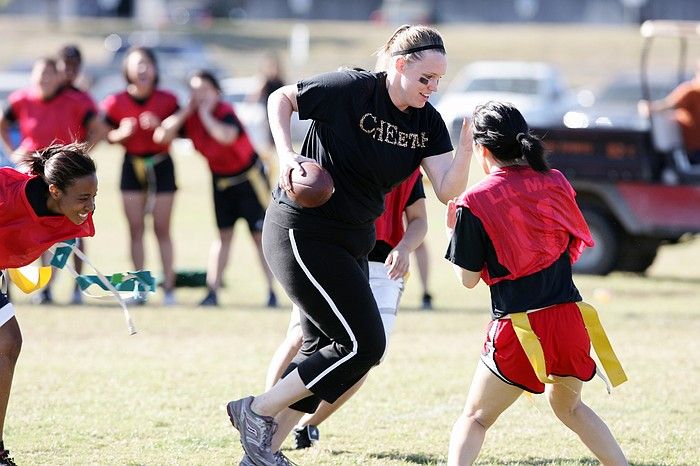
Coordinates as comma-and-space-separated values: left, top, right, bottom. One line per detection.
1, 16, 700, 466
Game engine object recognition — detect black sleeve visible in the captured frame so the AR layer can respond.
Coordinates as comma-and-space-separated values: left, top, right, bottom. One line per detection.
405, 174, 426, 207
3, 105, 16, 123
220, 112, 241, 129
296, 70, 369, 123
445, 206, 487, 272
424, 105, 453, 157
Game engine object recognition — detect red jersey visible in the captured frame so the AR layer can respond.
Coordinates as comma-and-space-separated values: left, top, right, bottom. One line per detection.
7, 87, 95, 153
100, 90, 178, 156
455, 166, 592, 285
0, 167, 95, 269
374, 170, 422, 248
184, 101, 256, 175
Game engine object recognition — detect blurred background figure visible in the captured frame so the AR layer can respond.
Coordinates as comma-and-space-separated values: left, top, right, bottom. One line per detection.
155, 70, 278, 308
56, 43, 109, 304
0, 55, 101, 304
640, 59, 700, 165
413, 241, 433, 310
100, 47, 179, 305
247, 51, 285, 167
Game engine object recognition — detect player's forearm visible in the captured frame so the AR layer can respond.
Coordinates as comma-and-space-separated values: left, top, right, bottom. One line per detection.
200, 111, 238, 145
154, 109, 188, 145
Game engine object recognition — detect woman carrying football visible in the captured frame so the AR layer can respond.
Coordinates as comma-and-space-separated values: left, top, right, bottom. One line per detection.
224, 24, 472, 466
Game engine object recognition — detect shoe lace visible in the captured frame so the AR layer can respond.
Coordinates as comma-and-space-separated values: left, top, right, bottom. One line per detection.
274, 451, 297, 466
0, 450, 16, 466
260, 417, 277, 452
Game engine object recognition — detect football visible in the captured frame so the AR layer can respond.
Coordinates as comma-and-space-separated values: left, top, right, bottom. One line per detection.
288, 161, 334, 208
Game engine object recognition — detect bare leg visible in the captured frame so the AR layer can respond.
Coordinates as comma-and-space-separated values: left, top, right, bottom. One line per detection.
265, 323, 302, 391
206, 228, 234, 291
0, 318, 22, 441
152, 193, 176, 291
247, 369, 312, 452
271, 408, 305, 452
252, 231, 275, 292
121, 192, 147, 270
298, 373, 368, 428
547, 376, 628, 466
448, 362, 522, 466
413, 242, 432, 308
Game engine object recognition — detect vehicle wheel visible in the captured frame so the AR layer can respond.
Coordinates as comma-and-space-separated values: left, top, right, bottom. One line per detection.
616, 237, 660, 273
574, 208, 619, 275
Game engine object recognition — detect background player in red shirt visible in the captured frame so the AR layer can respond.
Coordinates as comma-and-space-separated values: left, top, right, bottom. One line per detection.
0, 56, 103, 304
101, 47, 179, 305
155, 70, 278, 307
54, 44, 109, 305
0, 143, 97, 466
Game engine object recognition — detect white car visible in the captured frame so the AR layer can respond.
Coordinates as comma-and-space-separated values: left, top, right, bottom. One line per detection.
435, 61, 576, 140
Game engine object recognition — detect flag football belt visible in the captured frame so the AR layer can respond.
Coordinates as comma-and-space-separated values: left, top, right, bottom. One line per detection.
130, 153, 169, 214
4, 240, 154, 335
215, 159, 271, 205
504, 302, 627, 392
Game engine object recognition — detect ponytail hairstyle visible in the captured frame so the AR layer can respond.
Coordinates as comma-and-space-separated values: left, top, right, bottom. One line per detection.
25, 142, 96, 191
374, 24, 445, 72
471, 101, 548, 172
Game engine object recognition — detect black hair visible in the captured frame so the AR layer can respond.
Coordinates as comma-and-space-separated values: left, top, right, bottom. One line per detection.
58, 44, 82, 64
122, 46, 160, 87
191, 69, 221, 93
26, 142, 96, 191
471, 101, 548, 172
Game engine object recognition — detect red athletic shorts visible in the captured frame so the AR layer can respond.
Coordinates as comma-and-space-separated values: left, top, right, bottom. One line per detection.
480, 302, 597, 394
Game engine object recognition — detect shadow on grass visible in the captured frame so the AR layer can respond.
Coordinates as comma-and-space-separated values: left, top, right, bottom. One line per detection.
368, 450, 443, 465
478, 457, 690, 466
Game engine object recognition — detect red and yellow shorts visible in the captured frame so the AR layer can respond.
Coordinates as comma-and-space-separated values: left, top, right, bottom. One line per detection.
481, 302, 598, 394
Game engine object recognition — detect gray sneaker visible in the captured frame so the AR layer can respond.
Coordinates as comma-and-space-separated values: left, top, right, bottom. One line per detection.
240, 452, 295, 466
227, 396, 277, 466
239, 454, 256, 466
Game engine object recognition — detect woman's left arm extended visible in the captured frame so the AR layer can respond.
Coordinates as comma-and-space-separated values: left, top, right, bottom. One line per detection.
421, 117, 472, 204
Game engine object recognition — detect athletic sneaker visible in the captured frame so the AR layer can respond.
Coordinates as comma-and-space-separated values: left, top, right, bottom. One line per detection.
240, 452, 296, 466
199, 290, 218, 307
0, 449, 16, 466
266, 291, 278, 308
239, 454, 255, 466
292, 425, 320, 449
421, 292, 433, 310
227, 396, 277, 466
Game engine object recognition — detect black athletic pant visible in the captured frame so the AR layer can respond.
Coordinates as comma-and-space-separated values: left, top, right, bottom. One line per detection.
262, 204, 386, 413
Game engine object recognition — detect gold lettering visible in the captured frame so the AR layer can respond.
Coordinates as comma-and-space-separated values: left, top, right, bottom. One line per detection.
359, 113, 377, 135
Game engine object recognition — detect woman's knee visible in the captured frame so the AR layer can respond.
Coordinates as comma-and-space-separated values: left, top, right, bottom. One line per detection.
357, 327, 386, 365
0, 323, 22, 361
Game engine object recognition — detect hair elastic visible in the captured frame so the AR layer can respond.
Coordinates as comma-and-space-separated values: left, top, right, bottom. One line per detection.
391, 44, 446, 56
516, 132, 527, 143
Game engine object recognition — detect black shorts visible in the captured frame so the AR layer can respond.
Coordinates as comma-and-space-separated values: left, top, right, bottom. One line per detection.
212, 177, 266, 231
120, 154, 177, 193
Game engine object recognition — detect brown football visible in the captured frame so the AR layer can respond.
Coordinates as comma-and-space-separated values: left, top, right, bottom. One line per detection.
288, 161, 334, 208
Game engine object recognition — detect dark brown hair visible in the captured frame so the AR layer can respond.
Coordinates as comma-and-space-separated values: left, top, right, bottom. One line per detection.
26, 142, 96, 190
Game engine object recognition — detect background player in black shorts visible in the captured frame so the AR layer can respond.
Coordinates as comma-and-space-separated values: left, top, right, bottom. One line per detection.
155, 70, 278, 307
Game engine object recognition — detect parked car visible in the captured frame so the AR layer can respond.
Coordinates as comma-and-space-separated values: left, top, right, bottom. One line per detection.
436, 61, 576, 141
563, 72, 687, 130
